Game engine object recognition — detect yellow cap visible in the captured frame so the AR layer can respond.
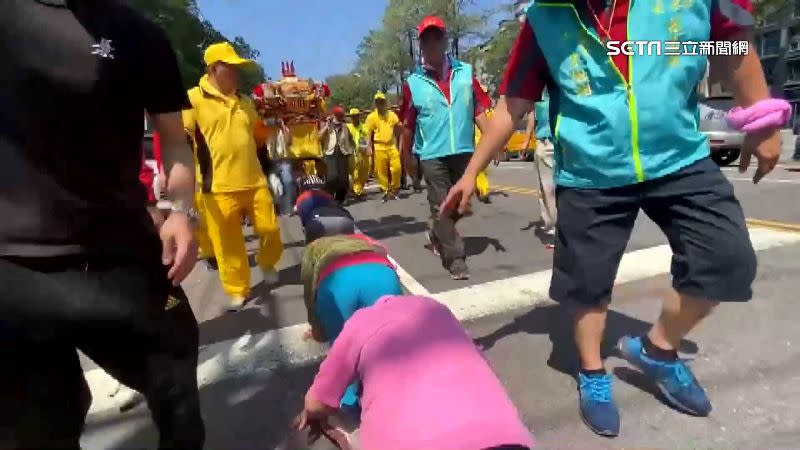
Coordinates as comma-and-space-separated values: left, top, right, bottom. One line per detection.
374, 92, 387, 100
348, 108, 361, 115
204, 42, 255, 67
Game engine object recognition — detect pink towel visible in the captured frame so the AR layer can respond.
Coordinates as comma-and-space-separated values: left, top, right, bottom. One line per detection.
726, 98, 791, 133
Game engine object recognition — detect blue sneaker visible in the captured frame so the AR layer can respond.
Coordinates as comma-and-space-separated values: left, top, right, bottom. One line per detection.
618, 335, 712, 416
578, 373, 620, 437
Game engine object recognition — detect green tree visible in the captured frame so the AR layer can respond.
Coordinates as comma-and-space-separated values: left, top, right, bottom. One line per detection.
464, 22, 517, 96
356, 0, 488, 95
326, 74, 377, 111
753, 0, 792, 23
129, 0, 265, 91
355, 29, 408, 95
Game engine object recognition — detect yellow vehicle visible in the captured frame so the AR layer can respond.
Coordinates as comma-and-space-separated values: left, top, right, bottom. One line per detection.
503, 129, 536, 161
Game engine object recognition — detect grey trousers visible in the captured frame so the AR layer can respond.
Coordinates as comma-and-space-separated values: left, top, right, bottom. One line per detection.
535, 141, 557, 230
419, 153, 471, 262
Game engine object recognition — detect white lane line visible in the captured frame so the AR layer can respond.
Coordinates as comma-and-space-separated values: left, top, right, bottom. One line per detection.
727, 177, 800, 184
85, 226, 800, 414
353, 224, 430, 296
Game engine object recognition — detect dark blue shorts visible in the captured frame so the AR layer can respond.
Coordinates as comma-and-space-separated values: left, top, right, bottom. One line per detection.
550, 157, 757, 307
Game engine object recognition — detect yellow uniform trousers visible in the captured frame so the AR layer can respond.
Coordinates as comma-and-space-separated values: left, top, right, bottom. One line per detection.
373, 144, 401, 194
476, 170, 490, 197
349, 152, 370, 196
303, 160, 324, 178
194, 191, 216, 260
202, 186, 283, 298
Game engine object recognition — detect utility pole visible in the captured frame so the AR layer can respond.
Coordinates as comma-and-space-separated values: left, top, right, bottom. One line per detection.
408, 29, 415, 72
452, 0, 460, 59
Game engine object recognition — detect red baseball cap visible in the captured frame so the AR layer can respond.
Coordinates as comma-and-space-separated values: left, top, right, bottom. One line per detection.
331, 105, 345, 115
417, 15, 446, 37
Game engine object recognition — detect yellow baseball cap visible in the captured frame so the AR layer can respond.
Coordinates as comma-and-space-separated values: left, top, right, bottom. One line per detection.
348, 108, 361, 115
204, 42, 255, 67
374, 92, 387, 100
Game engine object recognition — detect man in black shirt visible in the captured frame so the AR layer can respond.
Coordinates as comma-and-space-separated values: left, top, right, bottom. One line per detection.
0, 1, 203, 448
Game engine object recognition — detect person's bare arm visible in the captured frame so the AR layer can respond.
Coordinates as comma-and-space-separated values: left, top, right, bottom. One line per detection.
475, 112, 489, 134
464, 96, 532, 179
521, 111, 536, 150
474, 112, 498, 165
318, 119, 331, 141
152, 111, 195, 207
280, 119, 293, 147
724, 32, 780, 183
393, 122, 402, 147
366, 127, 374, 155
152, 111, 198, 284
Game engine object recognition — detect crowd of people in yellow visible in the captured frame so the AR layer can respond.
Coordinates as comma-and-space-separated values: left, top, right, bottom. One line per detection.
179, 39, 498, 307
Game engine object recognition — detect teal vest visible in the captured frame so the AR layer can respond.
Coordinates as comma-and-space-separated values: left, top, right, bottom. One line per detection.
534, 95, 551, 139
407, 58, 476, 160
527, 1, 711, 188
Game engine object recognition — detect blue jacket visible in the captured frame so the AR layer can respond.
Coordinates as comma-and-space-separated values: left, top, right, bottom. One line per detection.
534, 90, 552, 140
407, 58, 476, 160
527, 0, 711, 188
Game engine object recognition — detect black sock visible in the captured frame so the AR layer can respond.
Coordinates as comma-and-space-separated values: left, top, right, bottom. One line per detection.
580, 368, 607, 376
641, 335, 679, 361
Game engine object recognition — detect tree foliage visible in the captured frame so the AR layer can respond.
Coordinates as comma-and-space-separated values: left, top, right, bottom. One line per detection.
128, 0, 265, 92
752, 0, 792, 23
325, 74, 377, 111
464, 22, 517, 97
353, 0, 488, 96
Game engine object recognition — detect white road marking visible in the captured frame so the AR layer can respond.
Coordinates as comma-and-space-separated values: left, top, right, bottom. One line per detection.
727, 177, 800, 184
85, 226, 800, 415
388, 254, 430, 296
494, 163, 533, 171
353, 224, 430, 296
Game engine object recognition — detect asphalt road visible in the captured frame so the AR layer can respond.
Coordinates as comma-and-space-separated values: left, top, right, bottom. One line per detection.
81, 160, 800, 449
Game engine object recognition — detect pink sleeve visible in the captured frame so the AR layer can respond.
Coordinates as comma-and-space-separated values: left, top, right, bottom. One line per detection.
308, 314, 364, 408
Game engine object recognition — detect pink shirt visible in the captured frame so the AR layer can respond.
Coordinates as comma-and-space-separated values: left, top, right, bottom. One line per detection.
308, 295, 534, 450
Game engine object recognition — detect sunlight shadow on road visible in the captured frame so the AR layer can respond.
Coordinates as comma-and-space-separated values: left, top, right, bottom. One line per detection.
464, 236, 507, 257
473, 304, 698, 377
356, 214, 428, 240
90, 364, 322, 450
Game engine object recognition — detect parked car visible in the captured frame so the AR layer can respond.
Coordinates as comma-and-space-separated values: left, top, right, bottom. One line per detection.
699, 95, 743, 167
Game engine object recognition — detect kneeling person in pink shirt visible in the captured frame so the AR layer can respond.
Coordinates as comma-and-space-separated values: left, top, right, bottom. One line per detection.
295, 295, 534, 450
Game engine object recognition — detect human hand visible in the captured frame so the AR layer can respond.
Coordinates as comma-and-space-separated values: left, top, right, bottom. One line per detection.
160, 212, 198, 285
740, 128, 782, 184
440, 174, 476, 217
148, 205, 166, 230
366, 146, 373, 156
302, 327, 314, 341
292, 393, 336, 431
269, 173, 284, 197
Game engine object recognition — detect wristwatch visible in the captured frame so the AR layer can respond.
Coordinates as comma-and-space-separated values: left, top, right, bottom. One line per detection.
169, 199, 199, 224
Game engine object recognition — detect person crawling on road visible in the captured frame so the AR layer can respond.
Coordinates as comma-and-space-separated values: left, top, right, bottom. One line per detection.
295, 175, 357, 243
294, 294, 534, 450
298, 181, 403, 413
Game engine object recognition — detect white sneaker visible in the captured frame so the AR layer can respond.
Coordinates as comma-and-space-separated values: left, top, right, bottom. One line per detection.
227, 295, 247, 312
261, 267, 279, 285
